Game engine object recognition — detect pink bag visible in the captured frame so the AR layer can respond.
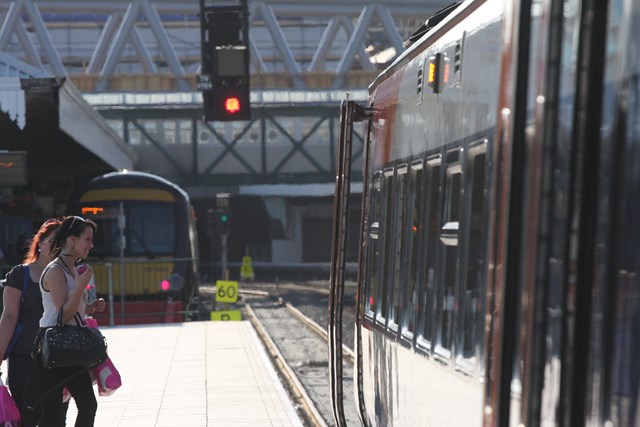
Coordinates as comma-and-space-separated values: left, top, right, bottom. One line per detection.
85, 317, 122, 396
0, 378, 20, 427
94, 357, 122, 396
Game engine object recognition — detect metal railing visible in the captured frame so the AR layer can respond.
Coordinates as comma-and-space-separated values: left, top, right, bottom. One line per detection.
86, 257, 199, 326
0, 259, 199, 325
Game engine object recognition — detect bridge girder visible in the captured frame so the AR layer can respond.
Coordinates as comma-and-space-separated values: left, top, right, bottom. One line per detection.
88, 90, 367, 189
0, 0, 451, 91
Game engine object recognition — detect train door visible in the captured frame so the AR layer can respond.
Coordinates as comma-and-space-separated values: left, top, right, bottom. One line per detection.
364, 173, 383, 320
377, 168, 396, 327
456, 139, 489, 375
399, 160, 425, 343
416, 155, 442, 354
329, 99, 373, 426
434, 148, 462, 363
387, 164, 409, 333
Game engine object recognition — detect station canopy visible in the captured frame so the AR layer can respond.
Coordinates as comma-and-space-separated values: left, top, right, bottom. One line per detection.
0, 53, 136, 191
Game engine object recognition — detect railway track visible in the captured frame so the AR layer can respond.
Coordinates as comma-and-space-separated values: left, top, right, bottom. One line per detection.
239, 282, 359, 427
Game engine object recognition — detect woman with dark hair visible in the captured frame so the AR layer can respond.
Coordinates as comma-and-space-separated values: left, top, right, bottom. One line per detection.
36, 215, 100, 427
0, 218, 62, 426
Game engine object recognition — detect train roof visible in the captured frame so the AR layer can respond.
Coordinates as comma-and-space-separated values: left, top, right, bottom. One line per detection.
72, 170, 190, 202
369, 1, 469, 91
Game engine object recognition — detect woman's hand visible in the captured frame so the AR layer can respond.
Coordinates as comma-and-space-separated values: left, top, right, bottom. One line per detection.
74, 264, 93, 292
93, 298, 106, 313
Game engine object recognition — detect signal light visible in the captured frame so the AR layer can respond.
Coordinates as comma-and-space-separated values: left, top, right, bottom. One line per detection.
217, 209, 230, 235
199, 3, 251, 122
206, 207, 230, 235
215, 193, 231, 235
224, 97, 241, 114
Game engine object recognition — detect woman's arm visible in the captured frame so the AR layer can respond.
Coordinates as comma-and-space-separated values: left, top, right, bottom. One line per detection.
0, 287, 21, 360
43, 266, 90, 324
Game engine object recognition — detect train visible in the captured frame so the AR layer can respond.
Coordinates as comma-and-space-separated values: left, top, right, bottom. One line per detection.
329, 0, 640, 426
68, 170, 199, 323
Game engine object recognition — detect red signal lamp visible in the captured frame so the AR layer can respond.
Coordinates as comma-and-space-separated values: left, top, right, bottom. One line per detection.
224, 97, 241, 114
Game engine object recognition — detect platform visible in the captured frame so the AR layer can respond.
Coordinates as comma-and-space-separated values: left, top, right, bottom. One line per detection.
63, 321, 303, 427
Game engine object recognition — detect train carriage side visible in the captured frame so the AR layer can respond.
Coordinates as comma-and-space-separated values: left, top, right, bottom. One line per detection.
339, 0, 640, 426
356, 1, 503, 425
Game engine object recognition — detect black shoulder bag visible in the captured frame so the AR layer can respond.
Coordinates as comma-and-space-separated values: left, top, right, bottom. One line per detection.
39, 308, 107, 369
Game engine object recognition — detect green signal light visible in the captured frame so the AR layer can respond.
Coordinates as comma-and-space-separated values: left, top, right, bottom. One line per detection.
220, 214, 229, 222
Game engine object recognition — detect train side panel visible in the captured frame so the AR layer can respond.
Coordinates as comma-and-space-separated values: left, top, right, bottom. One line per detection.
358, 1, 503, 425
343, 0, 640, 425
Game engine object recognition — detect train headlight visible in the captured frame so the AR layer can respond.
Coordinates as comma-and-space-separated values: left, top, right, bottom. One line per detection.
161, 273, 184, 291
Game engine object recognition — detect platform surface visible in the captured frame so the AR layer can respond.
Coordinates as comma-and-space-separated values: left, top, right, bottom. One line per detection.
63, 321, 303, 427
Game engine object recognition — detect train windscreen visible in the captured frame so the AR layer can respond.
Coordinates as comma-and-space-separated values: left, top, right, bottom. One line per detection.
86, 206, 176, 257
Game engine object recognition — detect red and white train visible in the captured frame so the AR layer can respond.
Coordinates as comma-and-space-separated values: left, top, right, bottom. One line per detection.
330, 0, 640, 425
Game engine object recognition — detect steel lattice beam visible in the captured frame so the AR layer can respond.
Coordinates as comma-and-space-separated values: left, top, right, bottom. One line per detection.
0, 0, 450, 90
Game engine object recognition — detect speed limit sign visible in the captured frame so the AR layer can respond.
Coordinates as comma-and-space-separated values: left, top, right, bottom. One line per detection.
215, 280, 238, 303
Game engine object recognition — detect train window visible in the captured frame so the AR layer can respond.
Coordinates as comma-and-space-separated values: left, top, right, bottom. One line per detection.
90, 216, 118, 256
388, 164, 408, 332
417, 157, 441, 351
128, 207, 176, 256
365, 174, 383, 318
435, 157, 462, 361
86, 205, 176, 257
401, 161, 424, 340
378, 168, 395, 324
456, 142, 487, 373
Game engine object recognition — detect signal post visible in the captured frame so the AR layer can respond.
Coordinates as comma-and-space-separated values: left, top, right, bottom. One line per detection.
198, 0, 251, 121
210, 193, 241, 320
215, 192, 231, 278
199, 2, 247, 322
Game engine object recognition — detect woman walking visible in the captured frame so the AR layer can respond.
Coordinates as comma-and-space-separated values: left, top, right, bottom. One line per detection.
36, 215, 99, 427
0, 218, 62, 426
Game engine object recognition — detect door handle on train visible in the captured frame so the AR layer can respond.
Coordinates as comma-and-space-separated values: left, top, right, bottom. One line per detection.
368, 222, 379, 239
439, 221, 459, 246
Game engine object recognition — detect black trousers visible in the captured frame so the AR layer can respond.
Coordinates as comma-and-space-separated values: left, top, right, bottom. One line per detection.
8, 352, 69, 427
34, 358, 96, 427
8, 352, 40, 427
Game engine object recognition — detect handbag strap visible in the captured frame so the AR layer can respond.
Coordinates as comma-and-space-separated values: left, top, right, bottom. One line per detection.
56, 301, 85, 328
16, 265, 29, 323
75, 312, 87, 327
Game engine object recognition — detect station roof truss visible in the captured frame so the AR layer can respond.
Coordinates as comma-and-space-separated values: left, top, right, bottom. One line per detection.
0, 0, 452, 91
88, 90, 367, 189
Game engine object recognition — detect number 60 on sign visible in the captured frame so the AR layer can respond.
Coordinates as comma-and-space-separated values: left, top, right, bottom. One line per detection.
215, 280, 238, 303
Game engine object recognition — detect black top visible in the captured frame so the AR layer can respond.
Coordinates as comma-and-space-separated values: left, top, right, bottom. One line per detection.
3, 265, 43, 355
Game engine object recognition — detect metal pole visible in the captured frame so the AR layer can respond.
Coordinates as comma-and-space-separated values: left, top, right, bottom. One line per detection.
118, 202, 126, 325
216, 192, 230, 280
106, 262, 115, 326
221, 234, 228, 280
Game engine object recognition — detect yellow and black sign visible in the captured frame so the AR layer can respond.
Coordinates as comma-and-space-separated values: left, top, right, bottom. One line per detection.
215, 280, 238, 303
210, 310, 242, 321
240, 256, 254, 281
